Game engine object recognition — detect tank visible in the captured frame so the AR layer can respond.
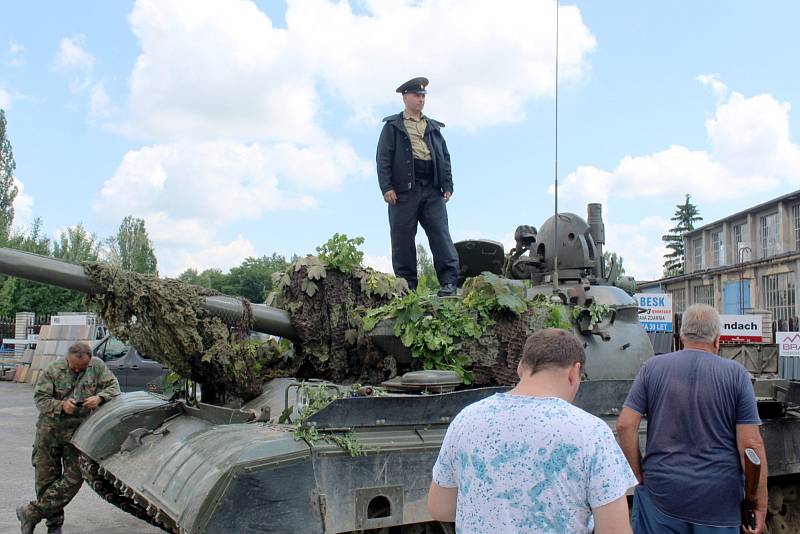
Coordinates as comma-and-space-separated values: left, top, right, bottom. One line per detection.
0, 204, 675, 533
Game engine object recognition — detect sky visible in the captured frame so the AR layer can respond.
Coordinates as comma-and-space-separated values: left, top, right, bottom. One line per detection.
1, 0, 799, 282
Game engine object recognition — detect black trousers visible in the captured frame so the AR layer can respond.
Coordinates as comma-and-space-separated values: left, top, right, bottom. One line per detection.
388, 170, 459, 289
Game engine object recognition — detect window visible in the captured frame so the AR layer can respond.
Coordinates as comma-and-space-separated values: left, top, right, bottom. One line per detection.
762, 272, 797, 328
693, 238, 703, 271
794, 205, 800, 250
711, 230, 723, 267
671, 288, 686, 313
693, 284, 714, 306
733, 222, 750, 262
760, 212, 779, 258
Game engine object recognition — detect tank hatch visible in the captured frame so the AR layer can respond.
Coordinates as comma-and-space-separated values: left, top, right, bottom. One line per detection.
454, 239, 505, 284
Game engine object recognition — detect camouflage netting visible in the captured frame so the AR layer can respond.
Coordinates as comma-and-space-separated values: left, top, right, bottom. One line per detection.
84, 263, 275, 404
82, 258, 559, 405
461, 305, 550, 386
276, 263, 404, 386
82, 260, 406, 404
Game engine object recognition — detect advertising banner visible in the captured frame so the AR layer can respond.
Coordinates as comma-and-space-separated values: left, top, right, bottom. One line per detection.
719, 314, 762, 343
777, 332, 800, 357
50, 314, 91, 326
635, 293, 673, 333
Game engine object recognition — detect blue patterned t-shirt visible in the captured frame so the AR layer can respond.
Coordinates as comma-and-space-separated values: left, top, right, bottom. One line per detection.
432, 393, 637, 533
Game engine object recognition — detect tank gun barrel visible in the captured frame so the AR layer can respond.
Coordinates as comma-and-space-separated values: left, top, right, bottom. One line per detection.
0, 248, 296, 339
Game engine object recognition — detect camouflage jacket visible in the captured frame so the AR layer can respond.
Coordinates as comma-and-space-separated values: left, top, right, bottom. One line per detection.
34, 356, 121, 429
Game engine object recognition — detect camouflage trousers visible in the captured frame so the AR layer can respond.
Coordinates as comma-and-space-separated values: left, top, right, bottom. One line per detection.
30, 422, 84, 528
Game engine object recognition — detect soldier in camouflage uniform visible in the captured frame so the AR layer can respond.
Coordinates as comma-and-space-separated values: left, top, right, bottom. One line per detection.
16, 341, 120, 534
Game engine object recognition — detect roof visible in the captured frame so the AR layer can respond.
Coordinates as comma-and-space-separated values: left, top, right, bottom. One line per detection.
636, 248, 800, 289
684, 189, 800, 237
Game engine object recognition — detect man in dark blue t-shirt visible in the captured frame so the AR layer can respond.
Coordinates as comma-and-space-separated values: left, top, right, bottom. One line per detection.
616, 304, 767, 534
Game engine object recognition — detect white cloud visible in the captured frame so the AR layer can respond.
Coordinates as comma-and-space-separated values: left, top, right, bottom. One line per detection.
605, 217, 671, 282
556, 79, 800, 281
89, 82, 113, 120
126, 0, 321, 143
95, 141, 368, 220
100, 0, 597, 274
55, 36, 94, 72
54, 36, 117, 122
55, 35, 95, 92
158, 230, 256, 277
11, 178, 34, 229
94, 140, 370, 274
697, 73, 728, 100
122, 0, 596, 140
288, 0, 596, 129
7, 40, 24, 67
706, 92, 800, 180
558, 82, 798, 208
363, 253, 393, 274
120, 208, 258, 276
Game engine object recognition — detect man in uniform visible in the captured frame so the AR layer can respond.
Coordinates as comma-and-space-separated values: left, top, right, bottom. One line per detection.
376, 76, 460, 296
17, 341, 121, 534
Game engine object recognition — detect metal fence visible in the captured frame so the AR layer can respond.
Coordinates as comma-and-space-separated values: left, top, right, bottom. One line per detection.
0, 314, 51, 341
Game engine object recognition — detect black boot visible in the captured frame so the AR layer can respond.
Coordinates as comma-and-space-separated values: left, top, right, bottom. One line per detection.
437, 283, 457, 297
16, 504, 42, 534
47, 526, 64, 534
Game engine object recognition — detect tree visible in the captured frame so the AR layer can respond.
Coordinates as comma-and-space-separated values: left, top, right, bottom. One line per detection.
0, 109, 18, 242
225, 254, 290, 303
53, 223, 98, 262
416, 244, 439, 290
178, 267, 228, 292
602, 251, 625, 277
178, 253, 290, 303
662, 194, 702, 276
4, 217, 50, 254
104, 216, 158, 274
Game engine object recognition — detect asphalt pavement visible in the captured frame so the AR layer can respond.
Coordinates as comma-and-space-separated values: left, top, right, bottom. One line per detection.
0, 380, 162, 534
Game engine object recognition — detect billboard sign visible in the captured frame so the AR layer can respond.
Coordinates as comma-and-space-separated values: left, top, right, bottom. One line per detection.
51, 314, 92, 326
635, 293, 673, 332
719, 314, 762, 343
777, 332, 800, 357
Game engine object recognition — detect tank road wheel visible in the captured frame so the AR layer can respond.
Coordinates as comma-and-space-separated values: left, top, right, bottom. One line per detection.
766, 483, 800, 534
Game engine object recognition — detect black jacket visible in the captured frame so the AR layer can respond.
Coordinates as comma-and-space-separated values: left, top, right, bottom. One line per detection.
376, 112, 453, 194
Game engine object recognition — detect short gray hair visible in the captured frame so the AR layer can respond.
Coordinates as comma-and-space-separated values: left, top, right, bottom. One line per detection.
680, 304, 721, 343
67, 341, 92, 358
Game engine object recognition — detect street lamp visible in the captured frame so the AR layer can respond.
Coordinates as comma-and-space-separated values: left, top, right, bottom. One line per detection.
738, 245, 752, 314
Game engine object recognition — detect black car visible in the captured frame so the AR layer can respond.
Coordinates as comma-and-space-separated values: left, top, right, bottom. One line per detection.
93, 336, 170, 392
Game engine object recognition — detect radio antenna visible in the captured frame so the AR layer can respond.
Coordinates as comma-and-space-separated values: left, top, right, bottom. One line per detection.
552, 0, 560, 296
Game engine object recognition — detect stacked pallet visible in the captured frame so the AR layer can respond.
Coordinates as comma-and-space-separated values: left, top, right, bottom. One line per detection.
15, 324, 98, 385
11, 347, 34, 382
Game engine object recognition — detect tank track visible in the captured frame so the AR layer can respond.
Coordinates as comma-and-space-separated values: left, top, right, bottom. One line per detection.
766, 477, 800, 533
79, 453, 178, 533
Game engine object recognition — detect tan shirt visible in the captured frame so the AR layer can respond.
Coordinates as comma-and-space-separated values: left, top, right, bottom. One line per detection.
403, 111, 432, 161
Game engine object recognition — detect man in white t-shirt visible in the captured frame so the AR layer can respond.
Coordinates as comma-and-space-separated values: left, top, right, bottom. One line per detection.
428, 328, 637, 534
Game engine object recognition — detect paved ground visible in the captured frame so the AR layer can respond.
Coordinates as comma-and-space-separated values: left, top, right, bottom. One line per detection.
0, 381, 162, 534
